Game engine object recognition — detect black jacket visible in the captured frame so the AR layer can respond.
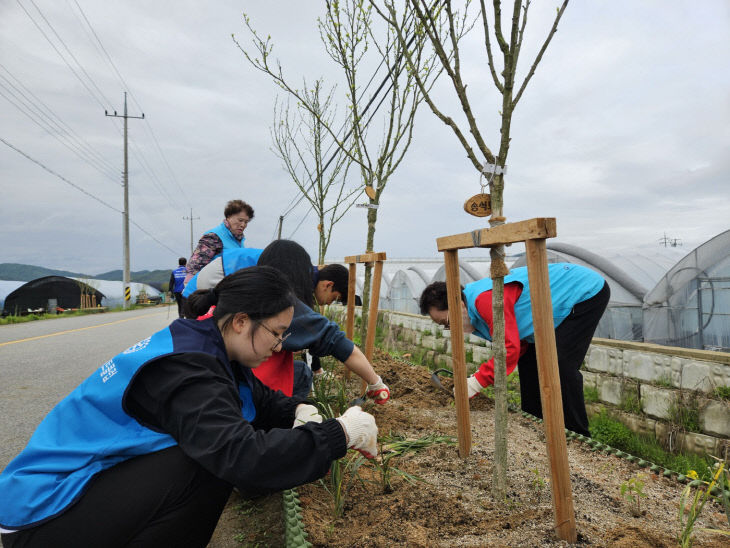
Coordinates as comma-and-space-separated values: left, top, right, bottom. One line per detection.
125, 346, 347, 496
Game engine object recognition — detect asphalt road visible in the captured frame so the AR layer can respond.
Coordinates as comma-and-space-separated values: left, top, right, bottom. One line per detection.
0, 305, 177, 471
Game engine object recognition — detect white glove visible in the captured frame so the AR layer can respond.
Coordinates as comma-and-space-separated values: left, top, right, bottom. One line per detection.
336, 406, 378, 459
453, 375, 485, 399
365, 375, 390, 404
292, 404, 323, 428
467, 375, 485, 399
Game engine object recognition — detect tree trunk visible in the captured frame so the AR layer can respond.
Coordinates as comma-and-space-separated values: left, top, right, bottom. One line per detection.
489, 176, 508, 499
359, 204, 378, 344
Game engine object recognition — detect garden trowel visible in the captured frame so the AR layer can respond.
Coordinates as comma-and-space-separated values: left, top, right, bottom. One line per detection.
430, 368, 453, 395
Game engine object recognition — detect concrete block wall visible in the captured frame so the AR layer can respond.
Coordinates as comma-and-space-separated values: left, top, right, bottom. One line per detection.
329, 306, 730, 458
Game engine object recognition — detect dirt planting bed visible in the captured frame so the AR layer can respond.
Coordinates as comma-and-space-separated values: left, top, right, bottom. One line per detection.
211, 349, 728, 547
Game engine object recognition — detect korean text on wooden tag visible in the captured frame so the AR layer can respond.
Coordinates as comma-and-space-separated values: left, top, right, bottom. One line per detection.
463, 193, 491, 217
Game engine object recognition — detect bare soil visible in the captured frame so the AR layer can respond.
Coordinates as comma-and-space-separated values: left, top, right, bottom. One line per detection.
210, 349, 728, 547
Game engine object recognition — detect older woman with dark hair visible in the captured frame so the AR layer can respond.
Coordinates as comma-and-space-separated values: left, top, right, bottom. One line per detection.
185, 199, 255, 283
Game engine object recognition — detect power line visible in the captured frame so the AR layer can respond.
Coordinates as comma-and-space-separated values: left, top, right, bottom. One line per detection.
0, 65, 121, 182
1, 135, 120, 211
0, 82, 121, 184
16, 0, 110, 111
1, 136, 183, 257
69, 0, 190, 208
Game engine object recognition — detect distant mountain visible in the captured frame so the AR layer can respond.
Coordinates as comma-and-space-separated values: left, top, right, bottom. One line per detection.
0, 263, 170, 291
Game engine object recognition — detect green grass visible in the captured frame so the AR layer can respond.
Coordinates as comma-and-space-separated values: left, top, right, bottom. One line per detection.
668, 394, 701, 433
482, 371, 521, 408
589, 411, 714, 480
0, 307, 114, 325
714, 385, 730, 401
619, 389, 642, 414
584, 385, 600, 404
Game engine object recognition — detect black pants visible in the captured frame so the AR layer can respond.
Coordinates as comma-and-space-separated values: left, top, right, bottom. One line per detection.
174, 292, 185, 318
1, 446, 232, 548
517, 282, 610, 437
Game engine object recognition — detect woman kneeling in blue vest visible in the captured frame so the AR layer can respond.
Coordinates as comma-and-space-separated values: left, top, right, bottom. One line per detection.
419, 263, 610, 437
0, 266, 377, 548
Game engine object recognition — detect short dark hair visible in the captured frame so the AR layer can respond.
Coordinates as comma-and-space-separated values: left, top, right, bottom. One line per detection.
178, 257, 187, 266
419, 281, 448, 315
419, 281, 466, 315
258, 239, 315, 308
224, 199, 254, 220
318, 264, 349, 303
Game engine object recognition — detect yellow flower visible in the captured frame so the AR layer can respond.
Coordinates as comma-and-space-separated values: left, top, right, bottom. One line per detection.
687, 470, 699, 480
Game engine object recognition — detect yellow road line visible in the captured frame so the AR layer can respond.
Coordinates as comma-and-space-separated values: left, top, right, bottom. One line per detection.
0, 312, 166, 347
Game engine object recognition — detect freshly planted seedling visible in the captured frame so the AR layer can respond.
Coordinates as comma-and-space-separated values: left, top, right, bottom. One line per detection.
319, 451, 367, 518
530, 467, 548, 504
372, 433, 456, 493
620, 473, 647, 517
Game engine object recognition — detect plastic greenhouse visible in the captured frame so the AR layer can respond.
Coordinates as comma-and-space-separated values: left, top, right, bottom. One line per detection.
643, 229, 730, 351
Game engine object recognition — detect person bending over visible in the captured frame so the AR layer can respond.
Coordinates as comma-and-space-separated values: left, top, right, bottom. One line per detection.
419, 263, 609, 436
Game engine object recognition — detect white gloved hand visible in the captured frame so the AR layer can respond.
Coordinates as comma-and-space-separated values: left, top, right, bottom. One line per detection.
365, 375, 390, 404
467, 375, 485, 399
292, 404, 323, 428
454, 375, 486, 399
336, 406, 378, 459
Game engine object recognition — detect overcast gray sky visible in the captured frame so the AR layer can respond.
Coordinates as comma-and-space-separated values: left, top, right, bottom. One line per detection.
1, 1, 728, 275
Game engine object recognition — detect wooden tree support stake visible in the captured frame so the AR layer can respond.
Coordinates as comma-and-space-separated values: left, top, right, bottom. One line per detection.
436, 217, 576, 543
343, 252, 387, 389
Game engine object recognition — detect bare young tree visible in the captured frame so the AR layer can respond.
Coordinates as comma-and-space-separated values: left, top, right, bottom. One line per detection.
234, 1, 459, 338
270, 80, 359, 264
373, 0, 569, 498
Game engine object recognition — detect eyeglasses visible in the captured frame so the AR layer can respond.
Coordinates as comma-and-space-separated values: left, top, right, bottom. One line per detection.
256, 321, 291, 351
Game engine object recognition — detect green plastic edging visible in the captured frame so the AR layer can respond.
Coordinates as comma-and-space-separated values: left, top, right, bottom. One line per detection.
282, 488, 311, 548
391, 354, 730, 501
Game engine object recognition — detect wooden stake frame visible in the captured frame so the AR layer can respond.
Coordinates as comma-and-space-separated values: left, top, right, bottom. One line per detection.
436, 217, 576, 543
343, 252, 387, 388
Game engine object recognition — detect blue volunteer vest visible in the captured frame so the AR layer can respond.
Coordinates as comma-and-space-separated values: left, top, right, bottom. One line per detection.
172, 265, 186, 293
182, 248, 263, 297
463, 263, 605, 343
0, 318, 256, 530
209, 222, 245, 251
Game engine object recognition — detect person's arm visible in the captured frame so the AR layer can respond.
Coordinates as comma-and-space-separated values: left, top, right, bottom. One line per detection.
124, 353, 346, 496
185, 233, 223, 283
282, 301, 389, 401
282, 300, 354, 363
471, 283, 523, 388
168, 271, 175, 293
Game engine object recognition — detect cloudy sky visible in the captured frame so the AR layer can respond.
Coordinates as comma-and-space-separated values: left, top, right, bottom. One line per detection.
1, 1, 728, 275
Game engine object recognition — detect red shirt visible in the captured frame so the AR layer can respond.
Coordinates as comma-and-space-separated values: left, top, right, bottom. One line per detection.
472, 282, 527, 387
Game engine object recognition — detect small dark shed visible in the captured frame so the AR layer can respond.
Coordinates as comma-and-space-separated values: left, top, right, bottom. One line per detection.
2, 276, 105, 315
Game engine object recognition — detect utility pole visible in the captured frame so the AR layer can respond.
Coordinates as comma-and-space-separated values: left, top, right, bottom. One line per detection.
106, 92, 144, 309
277, 215, 284, 239
183, 208, 199, 255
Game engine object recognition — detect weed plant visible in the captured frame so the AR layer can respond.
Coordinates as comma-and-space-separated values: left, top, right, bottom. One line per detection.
620, 389, 642, 414
668, 393, 701, 433
583, 385, 600, 404
482, 371, 521, 408
714, 386, 730, 401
